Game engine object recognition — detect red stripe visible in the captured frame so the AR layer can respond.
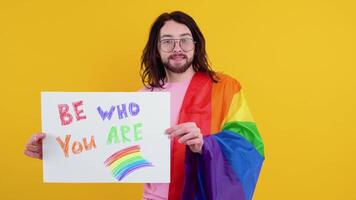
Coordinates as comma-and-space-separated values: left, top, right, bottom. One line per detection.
168, 72, 212, 200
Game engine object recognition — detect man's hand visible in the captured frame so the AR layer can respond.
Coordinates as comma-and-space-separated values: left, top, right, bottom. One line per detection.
24, 133, 46, 159
166, 122, 204, 154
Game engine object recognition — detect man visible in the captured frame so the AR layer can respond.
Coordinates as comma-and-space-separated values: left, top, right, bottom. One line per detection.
25, 11, 264, 200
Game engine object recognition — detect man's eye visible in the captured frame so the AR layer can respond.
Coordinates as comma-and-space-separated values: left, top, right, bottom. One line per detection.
162, 40, 173, 44
181, 38, 191, 43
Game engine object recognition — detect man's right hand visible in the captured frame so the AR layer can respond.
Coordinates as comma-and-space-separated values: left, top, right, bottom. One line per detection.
24, 133, 46, 159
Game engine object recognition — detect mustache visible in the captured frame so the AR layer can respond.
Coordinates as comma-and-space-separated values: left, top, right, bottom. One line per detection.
168, 53, 187, 59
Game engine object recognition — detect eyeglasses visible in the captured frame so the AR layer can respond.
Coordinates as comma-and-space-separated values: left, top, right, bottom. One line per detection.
159, 38, 196, 52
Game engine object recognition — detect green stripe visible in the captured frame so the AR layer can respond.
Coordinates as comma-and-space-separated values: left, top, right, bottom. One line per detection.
222, 121, 264, 157
112, 156, 143, 175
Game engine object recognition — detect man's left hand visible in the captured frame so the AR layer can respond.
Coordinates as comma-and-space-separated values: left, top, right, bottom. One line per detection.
166, 122, 204, 154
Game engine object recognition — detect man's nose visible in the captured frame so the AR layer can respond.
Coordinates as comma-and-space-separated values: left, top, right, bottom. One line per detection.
172, 40, 182, 53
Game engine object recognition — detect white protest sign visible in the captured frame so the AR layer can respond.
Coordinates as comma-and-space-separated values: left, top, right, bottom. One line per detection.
41, 92, 170, 183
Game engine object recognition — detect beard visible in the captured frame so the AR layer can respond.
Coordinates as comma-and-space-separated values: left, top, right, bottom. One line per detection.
162, 53, 194, 73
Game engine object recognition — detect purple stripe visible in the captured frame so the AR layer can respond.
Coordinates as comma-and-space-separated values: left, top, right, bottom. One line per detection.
183, 135, 245, 200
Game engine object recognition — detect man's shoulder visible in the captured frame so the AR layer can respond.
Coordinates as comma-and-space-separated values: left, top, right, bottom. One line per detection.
138, 87, 151, 92
214, 72, 242, 89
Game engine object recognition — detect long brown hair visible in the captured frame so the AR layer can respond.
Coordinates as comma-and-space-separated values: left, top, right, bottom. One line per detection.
140, 11, 218, 89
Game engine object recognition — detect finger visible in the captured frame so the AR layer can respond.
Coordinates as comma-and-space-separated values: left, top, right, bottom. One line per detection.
178, 129, 200, 143
24, 150, 42, 159
166, 122, 196, 133
169, 127, 190, 139
26, 143, 42, 152
186, 138, 203, 146
25, 144, 42, 154
28, 133, 46, 145
34, 133, 46, 141
27, 140, 43, 147
166, 125, 182, 134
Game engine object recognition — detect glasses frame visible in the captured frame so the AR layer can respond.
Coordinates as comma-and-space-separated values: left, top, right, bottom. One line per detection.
158, 38, 196, 53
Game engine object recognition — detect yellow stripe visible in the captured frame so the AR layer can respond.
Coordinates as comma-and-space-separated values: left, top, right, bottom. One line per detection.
220, 89, 255, 129
109, 152, 141, 170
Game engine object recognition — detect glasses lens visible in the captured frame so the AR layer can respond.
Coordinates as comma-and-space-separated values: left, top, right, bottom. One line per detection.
159, 38, 195, 52
160, 40, 175, 52
180, 38, 194, 51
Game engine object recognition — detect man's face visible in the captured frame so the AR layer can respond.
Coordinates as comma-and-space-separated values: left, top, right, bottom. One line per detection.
158, 20, 195, 74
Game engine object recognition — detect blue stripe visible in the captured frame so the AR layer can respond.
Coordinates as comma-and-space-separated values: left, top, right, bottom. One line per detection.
213, 130, 264, 200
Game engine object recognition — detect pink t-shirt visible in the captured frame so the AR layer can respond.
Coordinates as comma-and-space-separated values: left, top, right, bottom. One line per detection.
140, 78, 191, 200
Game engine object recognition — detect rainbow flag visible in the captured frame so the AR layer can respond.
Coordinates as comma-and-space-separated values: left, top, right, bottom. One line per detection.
104, 145, 153, 181
168, 72, 264, 200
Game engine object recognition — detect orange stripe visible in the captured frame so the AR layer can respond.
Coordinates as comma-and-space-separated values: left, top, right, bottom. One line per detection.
211, 73, 241, 134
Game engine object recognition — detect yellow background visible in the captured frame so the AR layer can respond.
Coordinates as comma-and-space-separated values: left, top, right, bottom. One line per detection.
1, 0, 355, 199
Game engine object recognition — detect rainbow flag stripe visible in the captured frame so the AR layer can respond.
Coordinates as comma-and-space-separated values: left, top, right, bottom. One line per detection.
104, 145, 153, 181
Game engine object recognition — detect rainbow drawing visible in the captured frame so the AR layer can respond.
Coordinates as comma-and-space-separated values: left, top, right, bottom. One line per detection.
104, 145, 153, 181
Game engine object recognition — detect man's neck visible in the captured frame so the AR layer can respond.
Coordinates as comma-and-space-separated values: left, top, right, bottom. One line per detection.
165, 66, 195, 83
